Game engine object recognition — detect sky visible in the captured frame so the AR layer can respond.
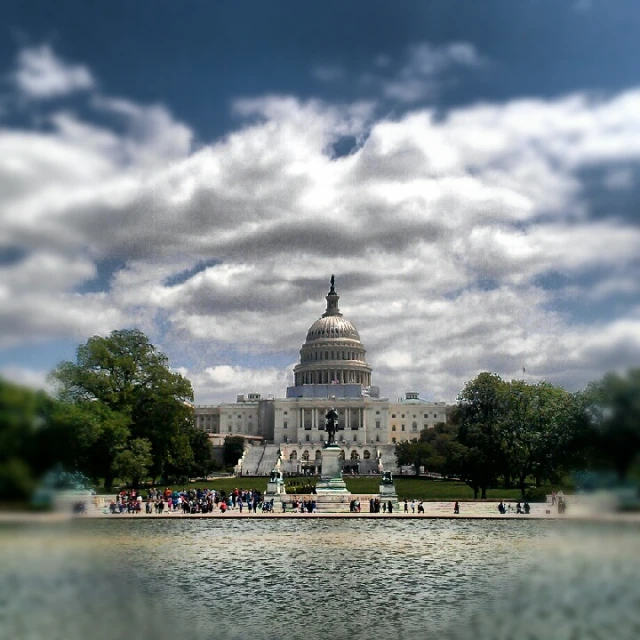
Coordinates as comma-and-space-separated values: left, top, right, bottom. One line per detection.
1, 0, 640, 404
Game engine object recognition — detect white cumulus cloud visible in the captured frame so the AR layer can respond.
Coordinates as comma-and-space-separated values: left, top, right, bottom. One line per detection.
12, 44, 95, 99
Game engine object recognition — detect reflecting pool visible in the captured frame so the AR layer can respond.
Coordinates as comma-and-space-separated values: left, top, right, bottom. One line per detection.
1, 519, 639, 640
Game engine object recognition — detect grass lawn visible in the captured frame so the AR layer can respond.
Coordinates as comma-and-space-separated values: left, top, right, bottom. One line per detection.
107, 476, 550, 501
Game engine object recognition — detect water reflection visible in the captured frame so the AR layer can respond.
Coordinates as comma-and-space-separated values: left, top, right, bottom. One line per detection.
1, 519, 638, 640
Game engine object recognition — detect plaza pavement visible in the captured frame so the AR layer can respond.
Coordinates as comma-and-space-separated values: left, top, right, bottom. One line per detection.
3, 500, 639, 524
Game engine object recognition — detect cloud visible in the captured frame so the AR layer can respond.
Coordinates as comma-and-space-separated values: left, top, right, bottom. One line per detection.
2, 45, 640, 403
0, 365, 52, 393
184, 365, 293, 404
382, 41, 485, 103
12, 44, 95, 99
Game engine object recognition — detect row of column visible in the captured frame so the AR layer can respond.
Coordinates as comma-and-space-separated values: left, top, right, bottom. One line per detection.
298, 407, 368, 430
296, 370, 371, 385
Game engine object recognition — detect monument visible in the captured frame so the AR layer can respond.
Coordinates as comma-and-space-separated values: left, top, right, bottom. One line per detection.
379, 470, 399, 511
314, 408, 352, 511
265, 459, 287, 498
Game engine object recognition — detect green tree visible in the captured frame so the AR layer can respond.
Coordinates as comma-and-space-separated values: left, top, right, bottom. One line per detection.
223, 436, 245, 468
456, 372, 505, 498
189, 428, 214, 479
395, 440, 433, 475
45, 401, 130, 488
0, 378, 57, 500
112, 438, 153, 488
499, 380, 586, 498
583, 369, 640, 481
50, 329, 195, 487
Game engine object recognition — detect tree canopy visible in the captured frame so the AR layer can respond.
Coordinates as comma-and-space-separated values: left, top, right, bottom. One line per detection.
49, 329, 205, 488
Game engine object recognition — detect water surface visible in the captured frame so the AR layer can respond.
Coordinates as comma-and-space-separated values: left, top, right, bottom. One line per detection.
1, 519, 638, 640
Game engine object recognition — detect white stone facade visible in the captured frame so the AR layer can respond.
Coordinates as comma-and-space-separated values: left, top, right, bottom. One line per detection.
193, 278, 447, 456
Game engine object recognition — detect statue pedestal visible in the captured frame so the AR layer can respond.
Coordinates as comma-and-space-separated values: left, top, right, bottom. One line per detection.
379, 482, 399, 511
316, 444, 349, 494
265, 480, 286, 496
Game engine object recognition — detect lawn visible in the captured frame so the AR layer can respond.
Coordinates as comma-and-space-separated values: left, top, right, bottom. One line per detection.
105, 476, 561, 501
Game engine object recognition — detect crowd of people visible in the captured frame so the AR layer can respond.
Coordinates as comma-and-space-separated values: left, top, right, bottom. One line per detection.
104, 489, 539, 517
497, 500, 531, 514
107, 486, 269, 515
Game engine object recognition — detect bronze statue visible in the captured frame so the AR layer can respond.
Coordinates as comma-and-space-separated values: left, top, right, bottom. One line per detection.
382, 471, 394, 485
325, 407, 339, 445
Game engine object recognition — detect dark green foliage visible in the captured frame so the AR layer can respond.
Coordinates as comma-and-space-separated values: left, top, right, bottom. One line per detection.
223, 436, 246, 468
583, 369, 640, 481
0, 378, 57, 500
49, 328, 201, 488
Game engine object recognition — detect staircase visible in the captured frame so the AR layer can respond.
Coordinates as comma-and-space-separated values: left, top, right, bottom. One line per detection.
240, 444, 281, 476
256, 445, 281, 476
240, 446, 264, 475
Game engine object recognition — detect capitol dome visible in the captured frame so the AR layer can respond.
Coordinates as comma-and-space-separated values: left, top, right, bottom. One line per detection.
305, 315, 361, 343
293, 276, 372, 387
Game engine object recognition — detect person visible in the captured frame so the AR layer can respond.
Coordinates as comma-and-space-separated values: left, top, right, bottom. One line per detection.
404, 499, 408, 513
453, 501, 460, 515
516, 502, 522, 514
498, 501, 505, 514
282, 501, 286, 513
382, 501, 387, 513
388, 500, 393, 514
417, 501, 424, 514
523, 501, 530, 515
411, 500, 416, 514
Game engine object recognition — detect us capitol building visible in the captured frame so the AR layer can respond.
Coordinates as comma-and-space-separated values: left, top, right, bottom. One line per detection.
194, 277, 447, 475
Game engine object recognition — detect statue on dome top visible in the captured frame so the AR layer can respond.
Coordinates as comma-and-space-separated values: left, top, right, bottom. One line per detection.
329, 274, 336, 293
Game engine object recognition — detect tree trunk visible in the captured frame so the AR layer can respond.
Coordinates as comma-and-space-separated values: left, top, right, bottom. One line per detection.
481, 486, 487, 499
104, 472, 114, 492
519, 475, 527, 500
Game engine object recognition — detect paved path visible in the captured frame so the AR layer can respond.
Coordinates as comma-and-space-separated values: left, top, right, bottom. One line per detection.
2, 507, 639, 524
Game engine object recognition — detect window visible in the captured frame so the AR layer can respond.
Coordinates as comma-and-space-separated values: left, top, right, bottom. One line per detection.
391, 414, 396, 418
392, 426, 396, 431
424, 414, 428, 418
289, 451, 297, 461
401, 414, 405, 418
376, 411, 380, 415
375, 420, 380, 429
392, 437, 396, 444
353, 434, 357, 442
283, 421, 288, 429
434, 413, 437, 418
284, 411, 288, 415
412, 422, 418, 431
413, 414, 416, 418
363, 450, 371, 459
238, 415, 241, 419
375, 435, 380, 442
401, 425, 405, 431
